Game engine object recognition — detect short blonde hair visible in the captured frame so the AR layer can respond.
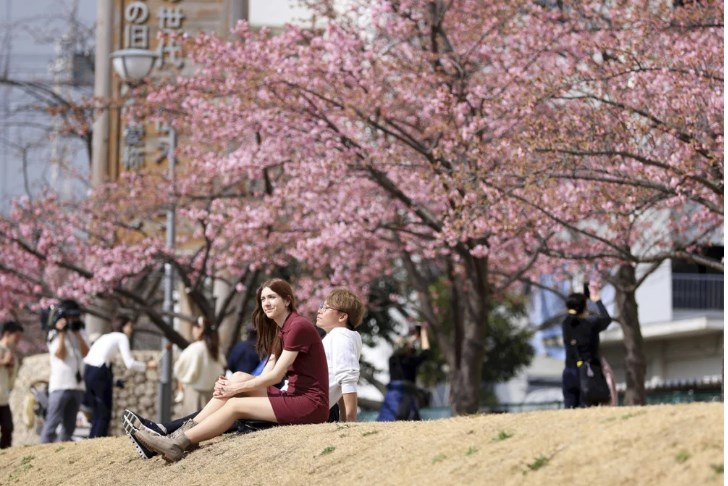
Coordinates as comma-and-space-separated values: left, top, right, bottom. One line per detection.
327, 287, 365, 329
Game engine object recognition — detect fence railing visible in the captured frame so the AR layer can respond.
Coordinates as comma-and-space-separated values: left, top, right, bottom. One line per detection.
672, 273, 724, 310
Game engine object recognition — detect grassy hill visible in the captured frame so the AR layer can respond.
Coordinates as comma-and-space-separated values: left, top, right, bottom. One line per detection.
0, 402, 722, 485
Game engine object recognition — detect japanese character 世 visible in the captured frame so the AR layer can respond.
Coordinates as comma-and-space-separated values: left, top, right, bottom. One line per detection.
158, 6, 184, 29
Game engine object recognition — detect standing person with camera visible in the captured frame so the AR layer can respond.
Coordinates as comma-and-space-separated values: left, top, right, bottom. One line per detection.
0, 321, 24, 448
40, 300, 90, 443
83, 315, 157, 438
561, 283, 613, 408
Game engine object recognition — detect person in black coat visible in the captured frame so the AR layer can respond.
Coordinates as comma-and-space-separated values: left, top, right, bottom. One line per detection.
561, 284, 612, 408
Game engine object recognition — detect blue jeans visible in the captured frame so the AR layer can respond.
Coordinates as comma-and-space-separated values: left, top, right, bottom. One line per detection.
40, 389, 84, 443
377, 381, 421, 421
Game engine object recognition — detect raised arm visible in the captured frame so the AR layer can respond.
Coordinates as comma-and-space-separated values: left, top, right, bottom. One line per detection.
75, 329, 90, 358
52, 321, 68, 360
589, 285, 612, 331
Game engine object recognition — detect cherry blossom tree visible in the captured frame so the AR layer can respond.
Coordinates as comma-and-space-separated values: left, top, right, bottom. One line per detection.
139, 0, 587, 413
514, 0, 723, 404
0, 0, 720, 413
142, 0, 719, 411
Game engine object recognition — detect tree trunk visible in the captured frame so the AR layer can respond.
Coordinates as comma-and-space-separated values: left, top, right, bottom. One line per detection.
447, 256, 488, 415
613, 263, 647, 405
448, 315, 486, 414
401, 252, 489, 415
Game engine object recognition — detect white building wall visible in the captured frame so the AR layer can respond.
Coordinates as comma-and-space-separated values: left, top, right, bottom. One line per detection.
249, 0, 312, 27
602, 332, 723, 386
634, 260, 673, 325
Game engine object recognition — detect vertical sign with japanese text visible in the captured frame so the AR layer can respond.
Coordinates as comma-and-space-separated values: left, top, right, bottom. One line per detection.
112, 0, 230, 176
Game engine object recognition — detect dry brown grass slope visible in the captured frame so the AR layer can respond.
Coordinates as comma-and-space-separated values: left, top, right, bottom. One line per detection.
0, 402, 722, 486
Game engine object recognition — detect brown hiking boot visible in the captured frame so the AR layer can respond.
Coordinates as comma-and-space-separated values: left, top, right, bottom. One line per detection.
169, 419, 197, 439
169, 419, 200, 451
132, 428, 191, 462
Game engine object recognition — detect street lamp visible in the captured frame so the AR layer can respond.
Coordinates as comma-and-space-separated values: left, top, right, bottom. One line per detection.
110, 48, 157, 84
110, 48, 175, 424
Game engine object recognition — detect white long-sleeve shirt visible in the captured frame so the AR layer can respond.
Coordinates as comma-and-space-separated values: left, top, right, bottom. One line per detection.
84, 332, 146, 372
322, 327, 362, 406
174, 341, 225, 392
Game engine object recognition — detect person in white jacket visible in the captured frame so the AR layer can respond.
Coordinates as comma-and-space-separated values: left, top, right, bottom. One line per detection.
174, 317, 226, 416
83, 315, 156, 437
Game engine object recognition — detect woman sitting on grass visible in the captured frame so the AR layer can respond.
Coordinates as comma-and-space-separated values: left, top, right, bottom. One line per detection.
133, 278, 329, 462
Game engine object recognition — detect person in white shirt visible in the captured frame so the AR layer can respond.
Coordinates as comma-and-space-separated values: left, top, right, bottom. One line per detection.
173, 317, 226, 417
40, 300, 90, 443
315, 287, 364, 422
83, 315, 157, 438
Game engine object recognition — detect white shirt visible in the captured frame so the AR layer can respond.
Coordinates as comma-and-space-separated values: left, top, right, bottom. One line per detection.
174, 341, 225, 392
48, 331, 88, 393
84, 332, 146, 372
322, 327, 362, 407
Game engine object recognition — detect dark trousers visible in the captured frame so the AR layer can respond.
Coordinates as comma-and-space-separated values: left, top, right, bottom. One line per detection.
84, 364, 113, 438
0, 404, 12, 449
562, 367, 581, 409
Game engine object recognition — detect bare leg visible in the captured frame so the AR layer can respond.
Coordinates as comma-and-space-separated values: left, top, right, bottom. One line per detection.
185, 396, 276, 444
229, 372, 254, 383
193, 373, 267, 423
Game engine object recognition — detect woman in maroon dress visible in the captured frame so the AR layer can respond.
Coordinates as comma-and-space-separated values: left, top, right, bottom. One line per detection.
134, 278, 329, 462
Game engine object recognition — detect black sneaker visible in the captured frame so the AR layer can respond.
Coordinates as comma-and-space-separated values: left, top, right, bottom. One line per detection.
122, 409, 165, 460
122, 409, 167, 435
127, 428, 157, 460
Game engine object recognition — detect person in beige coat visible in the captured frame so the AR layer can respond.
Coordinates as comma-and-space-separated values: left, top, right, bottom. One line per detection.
0, 321, 23, 448
174, 317, 225, 416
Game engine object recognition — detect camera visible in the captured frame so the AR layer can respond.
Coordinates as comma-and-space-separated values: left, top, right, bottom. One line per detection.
67, 319, 85, 332
48, 299, 84, 332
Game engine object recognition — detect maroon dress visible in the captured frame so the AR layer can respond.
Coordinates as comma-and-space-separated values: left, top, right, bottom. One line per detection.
267, 312, 329, 425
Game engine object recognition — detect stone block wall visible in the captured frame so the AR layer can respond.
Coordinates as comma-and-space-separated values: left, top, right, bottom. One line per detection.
9, 351, 175, 446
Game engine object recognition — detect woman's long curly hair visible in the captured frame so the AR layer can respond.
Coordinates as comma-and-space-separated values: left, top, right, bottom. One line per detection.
251, 278, 296, 359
